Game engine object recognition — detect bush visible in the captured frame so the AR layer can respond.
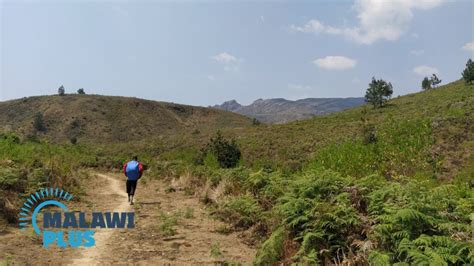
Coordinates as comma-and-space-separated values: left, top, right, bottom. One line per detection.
216, 195, 263, 229
203, 131, 241, 168
254, 227, 287, 265
33, 112, 46, 132
252, 118, 261, 126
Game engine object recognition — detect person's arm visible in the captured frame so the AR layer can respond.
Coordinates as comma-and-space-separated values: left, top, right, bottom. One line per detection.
138, 163, 144, 178
123, 162, 128, 177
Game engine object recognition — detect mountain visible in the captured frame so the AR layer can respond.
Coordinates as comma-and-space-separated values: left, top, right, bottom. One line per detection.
214, 97, 366, 124
0, 94, 252, 143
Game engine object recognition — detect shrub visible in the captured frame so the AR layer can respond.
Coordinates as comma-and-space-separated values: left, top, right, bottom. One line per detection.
0, 168, 24, 190
77, 88, 85, 94
157, 211, 179, 237
203, 131, 241, 168
252, 118, 261, 126
33, 112, 46, 132
216, 195, 262, 229
253, 227, 287, 265
69, 137, 78, 145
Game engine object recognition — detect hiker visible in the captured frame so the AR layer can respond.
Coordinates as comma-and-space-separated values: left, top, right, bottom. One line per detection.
123, 156, 143, 205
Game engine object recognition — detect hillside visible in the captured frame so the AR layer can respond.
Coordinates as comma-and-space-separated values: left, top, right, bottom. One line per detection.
224, 80, 474, 179
0, 94, 252, 143
168, 80, 474, 265
0, 80, 472, 265
213, 97, 365, 124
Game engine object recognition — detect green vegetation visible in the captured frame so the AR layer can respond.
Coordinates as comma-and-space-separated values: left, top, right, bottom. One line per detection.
157, 211, 179, 237
422, 77, 432, 91
183, 207, 194, 219
33, 112, 46, 132
1, 254, 12, 266
422, 74, 442, 90
58, 85, 65, 96
200, 131, 241, 168
0, 78, 472, 264
430, 74, 442, 88
0, 133, 96, 222
364, 77, 393, 108
253, 227, 287, 265
462, 58, 474, 84
155, 80, 473, 264
210, 242, 223, 258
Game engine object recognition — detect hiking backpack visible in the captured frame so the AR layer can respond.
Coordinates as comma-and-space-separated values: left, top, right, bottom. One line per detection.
125, 161, 140, 180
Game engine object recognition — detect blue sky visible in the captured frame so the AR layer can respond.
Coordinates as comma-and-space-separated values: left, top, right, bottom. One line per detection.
1, 0, 473, 106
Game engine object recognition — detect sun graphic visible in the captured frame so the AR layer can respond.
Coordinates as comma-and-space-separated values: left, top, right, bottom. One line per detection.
19, 188, 73, 234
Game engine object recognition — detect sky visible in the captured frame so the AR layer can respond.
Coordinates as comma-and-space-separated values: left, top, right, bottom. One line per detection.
1, 0, 473, 106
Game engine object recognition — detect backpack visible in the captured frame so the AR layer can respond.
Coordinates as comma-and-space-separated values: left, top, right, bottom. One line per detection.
125, 161, 140, 180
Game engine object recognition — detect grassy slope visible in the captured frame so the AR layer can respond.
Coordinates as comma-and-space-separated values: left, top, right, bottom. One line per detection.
0, 94, 252, 143
228, 80, 473, 179
181, 81, 473, 264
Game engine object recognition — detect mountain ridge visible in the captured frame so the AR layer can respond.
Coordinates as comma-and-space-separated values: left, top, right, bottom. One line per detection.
213, 97, 366, 124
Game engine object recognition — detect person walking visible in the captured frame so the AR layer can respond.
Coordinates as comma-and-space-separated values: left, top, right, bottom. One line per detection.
123, 155, 143, 205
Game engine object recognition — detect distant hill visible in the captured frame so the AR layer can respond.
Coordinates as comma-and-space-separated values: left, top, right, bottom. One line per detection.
213, 97, 365, 124
0, 94, 252, 143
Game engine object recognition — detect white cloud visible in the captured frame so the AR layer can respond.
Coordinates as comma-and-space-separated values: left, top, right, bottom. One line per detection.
413, 65, 439, 76
207, 75, 215, 81
211, 52, 238, 63
313, 56, 357, 70
462, 41, 474, 52
290, 19, 325, 33
410, 49, 424, 56
211, 52, 242, 72
288, 84, 312, 91
290, 0, 444, 44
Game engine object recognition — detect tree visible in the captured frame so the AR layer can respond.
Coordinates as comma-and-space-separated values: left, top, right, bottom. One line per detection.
77, 88, 85, 94
58, 85, 65, 96
364, 77, 393, 108
429, 74, 441, 88
33, 112, 46, 132
462, 58, 474, 84
421, 77, 432, 90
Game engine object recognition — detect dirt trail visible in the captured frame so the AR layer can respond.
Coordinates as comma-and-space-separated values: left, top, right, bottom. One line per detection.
71, 173, 256, 265
70, 174, 131, 265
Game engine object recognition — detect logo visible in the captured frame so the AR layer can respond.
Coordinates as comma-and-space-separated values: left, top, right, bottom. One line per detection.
19, 188, 134, 249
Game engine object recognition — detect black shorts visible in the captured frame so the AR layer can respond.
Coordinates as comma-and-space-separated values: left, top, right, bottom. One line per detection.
126, 180, 138, 195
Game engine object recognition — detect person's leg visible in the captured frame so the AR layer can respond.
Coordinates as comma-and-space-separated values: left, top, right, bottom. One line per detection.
126, 180, 131, 202
130, 180, 137, 205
